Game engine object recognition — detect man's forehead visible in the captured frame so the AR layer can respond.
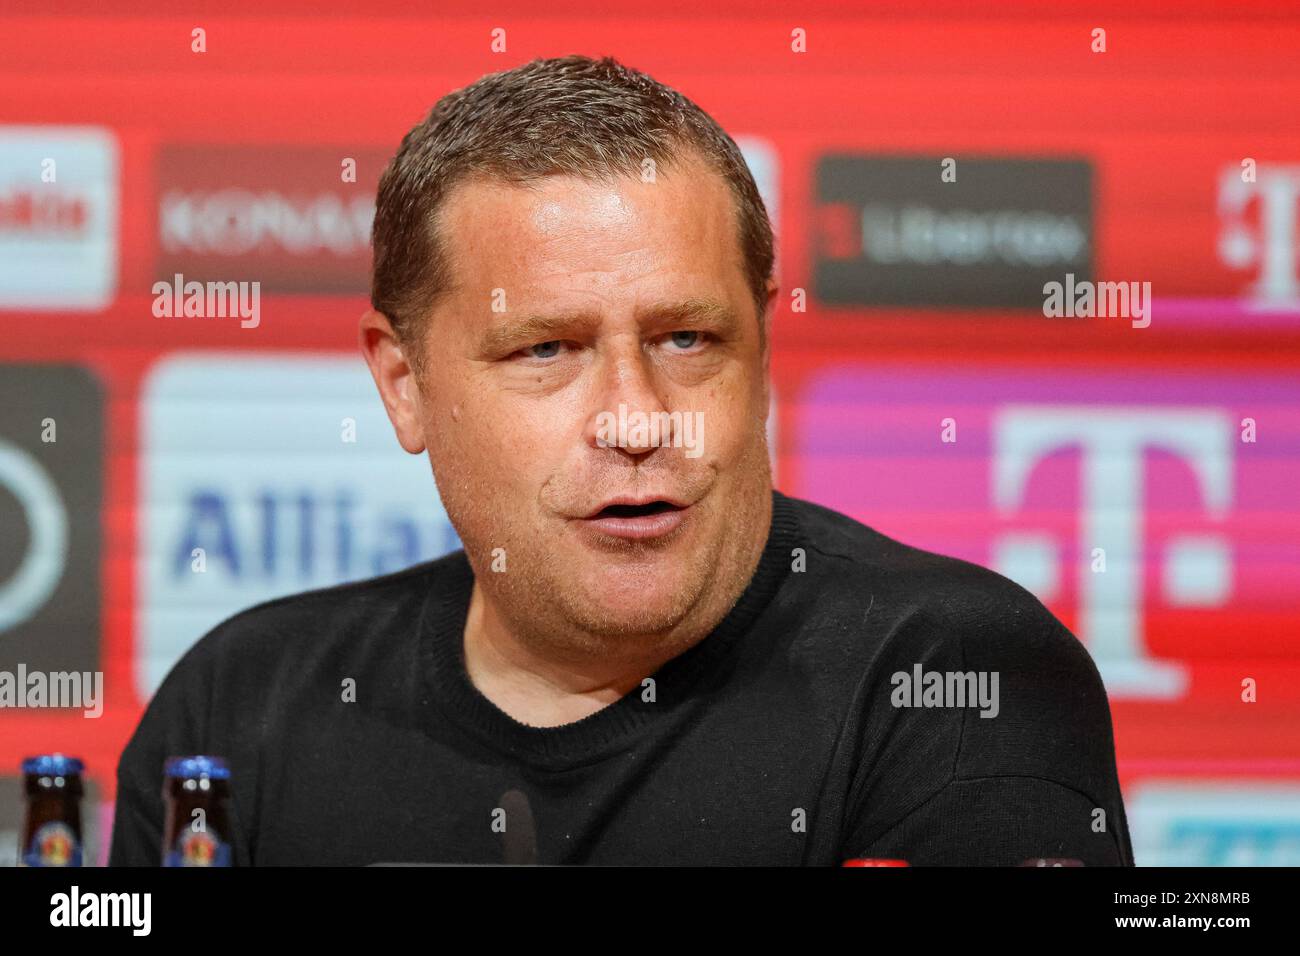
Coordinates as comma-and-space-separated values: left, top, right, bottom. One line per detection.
434, 159, 745, 300
440, 158, 734, 243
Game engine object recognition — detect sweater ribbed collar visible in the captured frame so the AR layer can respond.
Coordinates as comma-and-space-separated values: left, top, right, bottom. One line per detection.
419, 489, 800, 770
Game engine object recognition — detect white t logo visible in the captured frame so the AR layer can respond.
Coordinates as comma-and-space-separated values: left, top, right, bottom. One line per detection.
1219, 164, 1300, 309
993, 408, 1233, 699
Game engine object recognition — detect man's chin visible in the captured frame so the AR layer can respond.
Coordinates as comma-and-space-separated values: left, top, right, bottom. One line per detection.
560, 563, 703, 636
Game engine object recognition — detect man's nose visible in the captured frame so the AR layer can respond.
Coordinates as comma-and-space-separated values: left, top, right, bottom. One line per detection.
584, 344, 673, 456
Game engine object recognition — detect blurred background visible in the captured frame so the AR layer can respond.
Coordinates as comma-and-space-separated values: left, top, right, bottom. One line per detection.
0, 0, 1298, 865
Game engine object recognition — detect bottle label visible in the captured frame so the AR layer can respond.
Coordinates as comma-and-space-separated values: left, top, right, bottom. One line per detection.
165, 827, 232, 867
22, 821, 82, 867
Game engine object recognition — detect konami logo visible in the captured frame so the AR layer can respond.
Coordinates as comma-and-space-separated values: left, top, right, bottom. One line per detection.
155, 145, 391, 293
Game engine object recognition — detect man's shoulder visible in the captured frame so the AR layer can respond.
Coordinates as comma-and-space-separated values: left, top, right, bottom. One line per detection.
780, 494, 1115, 779
783, 492, 1045, 625
779, 493, 1091, 673
170, 551, 466, 679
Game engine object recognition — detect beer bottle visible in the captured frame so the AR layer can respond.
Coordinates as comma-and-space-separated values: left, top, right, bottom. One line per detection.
162, 755, 233, 867
20, 754, 85, 867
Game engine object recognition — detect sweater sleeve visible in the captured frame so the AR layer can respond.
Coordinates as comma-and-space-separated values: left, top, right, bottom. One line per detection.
109, 636, 222, 866
846, 775, 1129, 866
836, 579, 1133, 866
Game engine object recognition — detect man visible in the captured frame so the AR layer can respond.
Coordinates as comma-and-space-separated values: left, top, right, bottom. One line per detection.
111, 55, 1132, 866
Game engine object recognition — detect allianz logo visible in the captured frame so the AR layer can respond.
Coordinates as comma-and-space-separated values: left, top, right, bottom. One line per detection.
167, 488, 462, 581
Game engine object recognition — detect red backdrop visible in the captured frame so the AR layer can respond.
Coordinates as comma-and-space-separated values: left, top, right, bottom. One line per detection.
1, 0, 1298, 866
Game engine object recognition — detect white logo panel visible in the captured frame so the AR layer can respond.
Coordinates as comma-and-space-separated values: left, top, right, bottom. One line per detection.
137, 354, 460, 697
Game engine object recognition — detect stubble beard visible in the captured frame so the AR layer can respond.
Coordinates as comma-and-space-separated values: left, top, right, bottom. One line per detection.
436, 425, 774, 665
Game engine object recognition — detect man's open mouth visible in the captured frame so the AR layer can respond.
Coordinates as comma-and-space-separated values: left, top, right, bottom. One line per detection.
577, 497, 692, 540
591, 501, 684, 519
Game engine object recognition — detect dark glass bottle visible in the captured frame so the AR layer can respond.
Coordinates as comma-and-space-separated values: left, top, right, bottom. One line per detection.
162, 755, 233, 867
21, 754, 84, 867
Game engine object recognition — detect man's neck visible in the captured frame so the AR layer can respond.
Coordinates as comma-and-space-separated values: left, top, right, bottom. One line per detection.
462, 588, 662, 727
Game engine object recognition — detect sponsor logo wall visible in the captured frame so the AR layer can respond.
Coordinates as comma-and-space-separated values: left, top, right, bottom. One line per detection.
0, 10, 1298, 866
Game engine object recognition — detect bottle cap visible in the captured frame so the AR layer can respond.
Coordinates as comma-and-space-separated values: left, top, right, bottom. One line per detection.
164, 755, 231, 780
22, 754, 85, 776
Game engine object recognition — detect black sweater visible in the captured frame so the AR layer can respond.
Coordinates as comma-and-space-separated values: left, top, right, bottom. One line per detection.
110, 489, 1133, 866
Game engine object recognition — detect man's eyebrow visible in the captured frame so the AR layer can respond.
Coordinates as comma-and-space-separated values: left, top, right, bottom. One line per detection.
639, 298, 740, 330
479, 311, 601, 355
478, 298, 740, 355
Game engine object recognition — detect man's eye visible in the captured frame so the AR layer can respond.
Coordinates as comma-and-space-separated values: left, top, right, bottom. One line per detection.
668, 331, 703, 350
524, 340, 564, 359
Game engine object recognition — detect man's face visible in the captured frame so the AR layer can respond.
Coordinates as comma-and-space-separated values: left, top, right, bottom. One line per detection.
402, 154, 774, 649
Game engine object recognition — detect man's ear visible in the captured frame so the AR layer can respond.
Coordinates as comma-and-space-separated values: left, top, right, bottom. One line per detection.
359, 308, 427, 454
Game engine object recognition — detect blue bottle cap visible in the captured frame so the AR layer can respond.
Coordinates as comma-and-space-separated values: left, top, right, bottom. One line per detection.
164, 755, 231, 780
22, 754, 85, 776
